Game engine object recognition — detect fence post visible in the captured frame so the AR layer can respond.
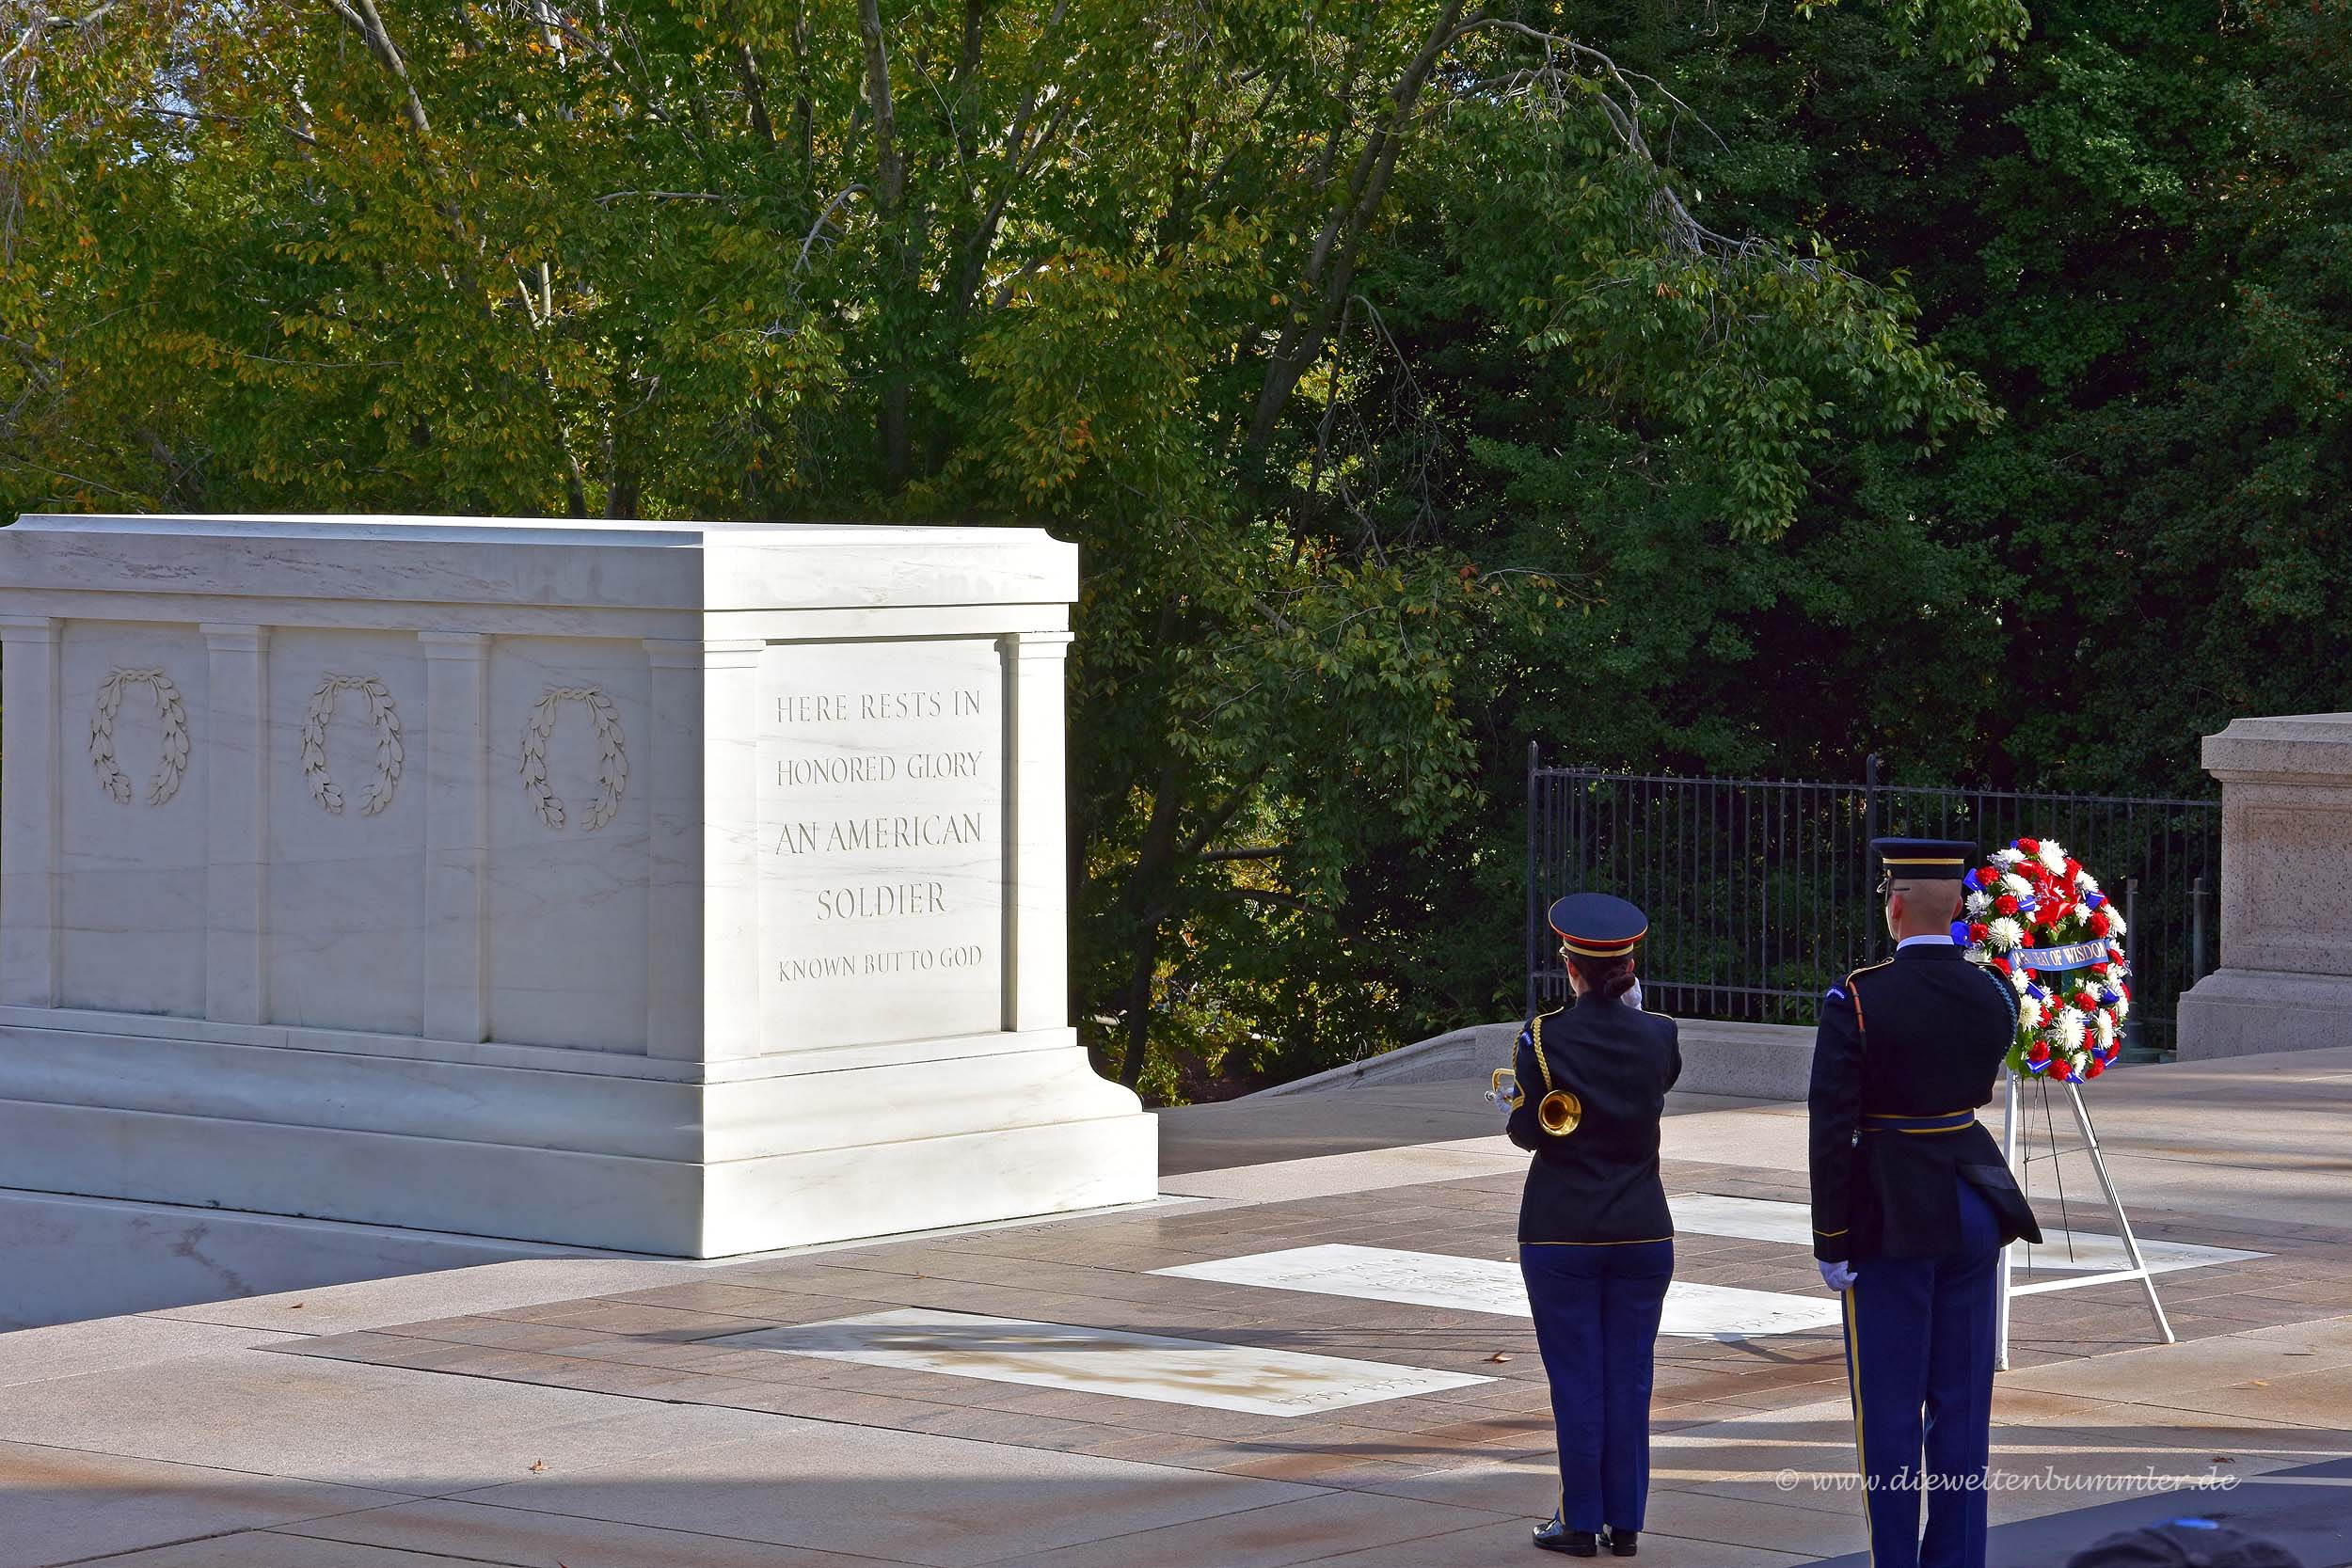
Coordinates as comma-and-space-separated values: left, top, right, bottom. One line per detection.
2122, 876, 2144, 1055
1862, 754, 1883, 966
1527, 740, 1540, 1020
2190, 874, 2209, 984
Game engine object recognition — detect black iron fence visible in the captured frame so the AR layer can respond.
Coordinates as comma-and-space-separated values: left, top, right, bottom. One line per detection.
1526, 751, 2220, 1057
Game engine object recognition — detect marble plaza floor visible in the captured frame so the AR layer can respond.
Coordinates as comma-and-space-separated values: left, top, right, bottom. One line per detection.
6, 1051, 2352, 1567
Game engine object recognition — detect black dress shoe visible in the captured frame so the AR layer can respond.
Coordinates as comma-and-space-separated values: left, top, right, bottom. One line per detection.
1533, 1514, 1599, 1556
1604, 1528, 1638, 1557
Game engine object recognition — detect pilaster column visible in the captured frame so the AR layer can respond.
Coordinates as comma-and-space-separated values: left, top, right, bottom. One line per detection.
420, 632, 490, 1042
644, 638, 765, 1062
1005, 629, 1075, 1033
201, 624, 269, 1023
0, 615, 61, 1007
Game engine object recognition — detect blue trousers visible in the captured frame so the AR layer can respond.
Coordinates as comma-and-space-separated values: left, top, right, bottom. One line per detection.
1520, 1240, 1674, 1532
1842, 1180, 2001, 1568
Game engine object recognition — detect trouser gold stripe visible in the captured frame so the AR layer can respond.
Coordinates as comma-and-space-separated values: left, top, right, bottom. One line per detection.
1844, 1284, 1874, 1566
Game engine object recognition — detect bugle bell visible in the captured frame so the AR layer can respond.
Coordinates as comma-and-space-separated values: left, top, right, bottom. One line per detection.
1535, 1087, 1581, 1137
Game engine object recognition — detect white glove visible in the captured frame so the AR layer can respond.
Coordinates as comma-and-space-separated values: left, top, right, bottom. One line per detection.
1491, 1088, 1518, 1119
1625, 978, 1645, 1011
1819, 1259, 1857, 1292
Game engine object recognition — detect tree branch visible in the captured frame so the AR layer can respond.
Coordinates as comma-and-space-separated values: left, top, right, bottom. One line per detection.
316, 0, 431, 141
594, 189, 741, 206
1, 2, 116, 75
734, 40, 775, 147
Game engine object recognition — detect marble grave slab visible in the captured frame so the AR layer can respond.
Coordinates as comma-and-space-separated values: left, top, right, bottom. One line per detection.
1668, 1194, 2265, 1273
1153, 1243, 1848, 1339
717, 1308, 1495, 1417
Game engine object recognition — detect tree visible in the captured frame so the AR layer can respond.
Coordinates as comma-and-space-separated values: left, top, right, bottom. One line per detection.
3, 1, 2011, 1095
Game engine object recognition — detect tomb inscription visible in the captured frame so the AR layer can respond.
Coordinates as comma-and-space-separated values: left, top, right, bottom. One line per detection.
759, 639, 1005, 1050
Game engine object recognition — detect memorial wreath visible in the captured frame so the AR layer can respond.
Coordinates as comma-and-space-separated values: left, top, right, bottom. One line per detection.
1956, 837, 2132, 1084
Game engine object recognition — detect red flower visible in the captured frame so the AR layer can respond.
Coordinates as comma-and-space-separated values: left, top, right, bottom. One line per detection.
2077, 992, 2099, 1012
2027, 1041, 2050, 1063
2051, 1059, 2074, 1080
1992, 956, 2012, 974
1969, 922, 1991, 942
2019, 931, 2036, 948
1981, 863, 2003, 884
1994, 895, 2020, 915
2018, 838, 2041, 854
2090, 962, 2110, 977
2088, 911, 2111, 937
2085, 1058, 2105, 1078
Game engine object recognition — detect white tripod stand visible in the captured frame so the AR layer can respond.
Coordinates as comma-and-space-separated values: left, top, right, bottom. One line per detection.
1994, 1067, 2175, 1371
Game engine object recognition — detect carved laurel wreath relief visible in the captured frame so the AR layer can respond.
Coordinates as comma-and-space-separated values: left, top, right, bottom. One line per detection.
300, 673, 405, 816
88, 667, 191, 806
518, 685, 628, 832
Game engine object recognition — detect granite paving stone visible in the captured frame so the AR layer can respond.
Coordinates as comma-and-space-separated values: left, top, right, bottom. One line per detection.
0, 1443, 406, 1568
278, 1497, 892, 1568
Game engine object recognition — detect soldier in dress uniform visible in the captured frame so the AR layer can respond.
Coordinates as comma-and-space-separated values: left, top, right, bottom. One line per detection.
1809, 838, 2044, 1568
1500, 893, 1682, 1559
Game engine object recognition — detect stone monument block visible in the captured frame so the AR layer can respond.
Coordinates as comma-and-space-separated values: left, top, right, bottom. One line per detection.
2176, 711, 2352, 1059
0, 515, 1155, 1255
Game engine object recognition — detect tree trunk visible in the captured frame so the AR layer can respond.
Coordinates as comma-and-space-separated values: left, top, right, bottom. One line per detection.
856, 0, 913, 484
1117, 906, 1165, 1089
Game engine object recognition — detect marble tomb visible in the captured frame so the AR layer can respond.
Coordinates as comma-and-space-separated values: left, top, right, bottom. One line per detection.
0, 514, 1156, 1256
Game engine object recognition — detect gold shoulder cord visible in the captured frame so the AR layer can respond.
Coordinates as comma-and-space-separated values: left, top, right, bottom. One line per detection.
1528, 1014, 1581, 1136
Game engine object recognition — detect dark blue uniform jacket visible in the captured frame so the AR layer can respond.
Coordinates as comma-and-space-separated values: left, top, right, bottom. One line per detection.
1508, 995, 1682, 1244
1806, 942, 2046, 1262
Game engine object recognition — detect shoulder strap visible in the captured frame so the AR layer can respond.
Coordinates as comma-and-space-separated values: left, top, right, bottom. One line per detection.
1844, 958, 1895, 1039
1531, 1011, 1556, 1092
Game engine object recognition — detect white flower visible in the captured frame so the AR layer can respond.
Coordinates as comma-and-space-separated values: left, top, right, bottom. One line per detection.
1986, 917, 2025, 950
1992, 848, 2026, 868
2096, 1011, 2116, 1049
1999, 872, 2033, 898
2019, 996, 2043, 1032
1965, 891, 1991, 916
2112, 991, 2130, 1022
2077, 872, 2101, 895
2105, 908, 2128, 937
2038, 841, 2068, 874
2007, 965, 2030, 994
2058, 1008, 2086, 1052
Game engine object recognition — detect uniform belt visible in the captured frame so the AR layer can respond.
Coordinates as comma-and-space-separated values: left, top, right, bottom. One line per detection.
1859, 1110, 1978, 1134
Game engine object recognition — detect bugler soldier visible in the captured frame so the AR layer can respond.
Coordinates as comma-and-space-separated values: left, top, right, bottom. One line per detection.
1502, 893, 1682, 1558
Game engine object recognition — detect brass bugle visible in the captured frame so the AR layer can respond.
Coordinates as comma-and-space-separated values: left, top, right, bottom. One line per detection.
1487, 1068, 1521, 1109
1536, 1088, 1581, 1137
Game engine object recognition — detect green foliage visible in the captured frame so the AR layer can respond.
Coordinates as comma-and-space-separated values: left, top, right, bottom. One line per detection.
14, 0, 2335, 1098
